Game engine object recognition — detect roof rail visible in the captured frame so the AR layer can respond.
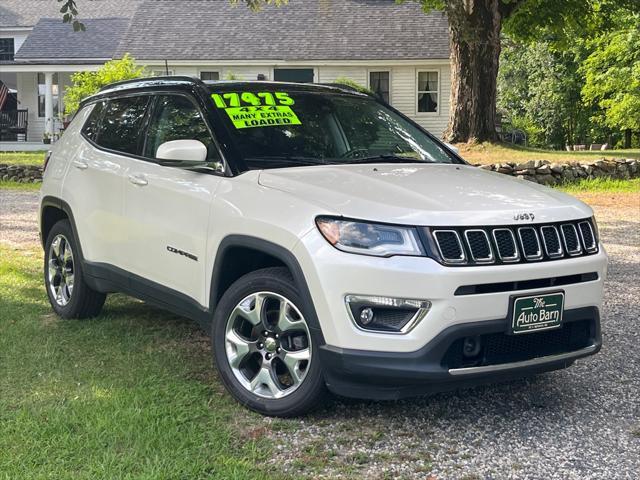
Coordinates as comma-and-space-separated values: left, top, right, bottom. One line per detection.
98, 75, 204, 92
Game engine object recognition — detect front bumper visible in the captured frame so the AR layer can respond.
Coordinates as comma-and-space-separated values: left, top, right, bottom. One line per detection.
320, 306, 601, 400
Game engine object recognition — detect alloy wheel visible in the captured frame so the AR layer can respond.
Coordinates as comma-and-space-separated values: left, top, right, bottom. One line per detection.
224, 291, 312, 399
48, 234, 75, 306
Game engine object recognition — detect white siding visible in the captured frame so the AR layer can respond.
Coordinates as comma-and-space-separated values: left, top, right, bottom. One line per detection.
9, 61, 451, 144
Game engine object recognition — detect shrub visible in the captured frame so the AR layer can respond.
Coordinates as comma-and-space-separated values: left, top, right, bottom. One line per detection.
64, 54, 146, 115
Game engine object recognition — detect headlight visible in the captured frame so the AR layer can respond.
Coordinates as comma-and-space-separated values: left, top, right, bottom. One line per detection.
316, 217, 424, 257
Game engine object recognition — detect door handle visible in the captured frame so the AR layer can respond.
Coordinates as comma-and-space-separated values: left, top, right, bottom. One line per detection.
128, 174, 148, 186
72, 160, 88, 170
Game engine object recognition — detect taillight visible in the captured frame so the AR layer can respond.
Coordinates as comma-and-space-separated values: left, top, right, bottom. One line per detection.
43, 150, 52, 172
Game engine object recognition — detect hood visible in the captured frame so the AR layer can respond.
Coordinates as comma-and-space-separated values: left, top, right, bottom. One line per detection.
258, 164, 593, 226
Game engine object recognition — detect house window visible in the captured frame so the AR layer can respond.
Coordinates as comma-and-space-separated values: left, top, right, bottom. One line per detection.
200, 71, 220, 81
0, 38, 14, 61
273, 68, 314, 83
369, 71, 390, 103
417, 71, 439, 113
37, 73, 59, 118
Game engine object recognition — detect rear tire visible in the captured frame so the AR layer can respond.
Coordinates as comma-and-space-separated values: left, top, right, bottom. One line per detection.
212, 267, 326, 417
44, 219, 106, 319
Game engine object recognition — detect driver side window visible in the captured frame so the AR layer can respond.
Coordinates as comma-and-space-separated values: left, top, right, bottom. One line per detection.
145, 94, 222, 165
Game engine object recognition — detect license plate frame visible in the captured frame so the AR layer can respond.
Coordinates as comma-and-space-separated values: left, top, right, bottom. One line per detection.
508, 291, 565, 335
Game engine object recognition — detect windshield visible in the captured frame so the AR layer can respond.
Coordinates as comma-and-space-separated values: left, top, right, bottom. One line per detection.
208, 86, 460, 169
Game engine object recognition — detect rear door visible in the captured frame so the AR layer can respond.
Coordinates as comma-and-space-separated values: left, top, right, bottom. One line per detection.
62, 95, 150, 269
123, 93, 224, 306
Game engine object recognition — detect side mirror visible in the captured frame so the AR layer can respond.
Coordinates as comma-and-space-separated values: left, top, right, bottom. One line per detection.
444, 142, 459, 154
156, 139, 207, 163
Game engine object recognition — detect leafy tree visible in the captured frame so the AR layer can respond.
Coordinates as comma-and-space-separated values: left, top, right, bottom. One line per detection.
498, 40, 595, 148
581, 12, 640, 148
64, 54, 146, 114
333, 77, 374, 96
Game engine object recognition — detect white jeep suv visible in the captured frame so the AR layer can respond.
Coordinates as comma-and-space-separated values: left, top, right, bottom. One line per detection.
40, 77, 607, 416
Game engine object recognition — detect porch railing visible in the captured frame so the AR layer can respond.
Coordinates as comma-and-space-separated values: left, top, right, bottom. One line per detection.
0, 109, 29, 141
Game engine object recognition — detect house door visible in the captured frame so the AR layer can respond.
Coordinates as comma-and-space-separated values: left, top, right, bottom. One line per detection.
273, 68, 314, 83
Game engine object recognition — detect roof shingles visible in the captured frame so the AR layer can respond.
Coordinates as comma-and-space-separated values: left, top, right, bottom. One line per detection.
115, 0, 449, 61
15, 17, 130, 60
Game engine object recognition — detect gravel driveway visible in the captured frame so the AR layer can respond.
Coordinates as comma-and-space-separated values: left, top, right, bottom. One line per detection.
1, 188, 638, 479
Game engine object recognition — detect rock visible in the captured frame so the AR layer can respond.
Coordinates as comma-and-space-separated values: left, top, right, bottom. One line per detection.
536, 164, 552, 175
497, 167, 512, 174
537, 174, 556, 186
550, 163, 564, 174
480, 164, 494, 170
514, 160, 536, 171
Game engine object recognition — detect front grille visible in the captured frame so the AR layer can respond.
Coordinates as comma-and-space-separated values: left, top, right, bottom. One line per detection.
428, 218, 598, 266
442, 319, 593, 369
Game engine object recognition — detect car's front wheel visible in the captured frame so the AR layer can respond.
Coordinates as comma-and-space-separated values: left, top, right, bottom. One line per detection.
212, 267, 326, 416
44, 219, 106, 318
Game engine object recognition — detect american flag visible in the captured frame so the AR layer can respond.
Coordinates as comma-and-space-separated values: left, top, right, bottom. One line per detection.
0, 81, 9, 111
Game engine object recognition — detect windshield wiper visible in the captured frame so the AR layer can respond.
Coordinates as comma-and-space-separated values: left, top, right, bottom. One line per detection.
246, 156, 329, 166
343, 154, 427, 165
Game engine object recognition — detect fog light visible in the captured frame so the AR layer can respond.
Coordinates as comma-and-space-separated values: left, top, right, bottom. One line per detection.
359, 307, 374, 325
345, 295, 431, 334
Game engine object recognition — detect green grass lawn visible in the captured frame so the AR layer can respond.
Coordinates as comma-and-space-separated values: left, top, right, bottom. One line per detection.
558, 177, 640, 194
0, 151, 46, 166
0, 245, 282, 480
455, 142, 640, 165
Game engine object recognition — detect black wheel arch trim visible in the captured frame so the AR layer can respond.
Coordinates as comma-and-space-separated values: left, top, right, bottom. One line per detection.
210, 234, 325, 341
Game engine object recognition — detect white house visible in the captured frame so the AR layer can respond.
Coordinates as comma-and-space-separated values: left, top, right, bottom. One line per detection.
0, 0, 451, 147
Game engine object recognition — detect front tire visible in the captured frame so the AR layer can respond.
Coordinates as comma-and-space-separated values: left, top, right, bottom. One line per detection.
212, 267, 326, 416
44, 219, 106, 319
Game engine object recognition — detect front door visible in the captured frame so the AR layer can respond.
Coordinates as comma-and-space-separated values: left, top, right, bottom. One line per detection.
123, 93, 223, 306
273, 68, 314, 83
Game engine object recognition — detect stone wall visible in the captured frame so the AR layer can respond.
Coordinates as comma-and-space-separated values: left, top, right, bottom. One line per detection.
1, 158, 639, 186
0, 164, 44, 183
476, 158, 639, 185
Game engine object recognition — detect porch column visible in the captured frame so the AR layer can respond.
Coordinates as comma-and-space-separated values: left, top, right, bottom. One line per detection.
44, 72, 54, 136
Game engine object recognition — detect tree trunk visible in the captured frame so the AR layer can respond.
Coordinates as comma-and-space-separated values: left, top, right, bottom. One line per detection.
624, 129, 632, 149
442, 0, 503, 143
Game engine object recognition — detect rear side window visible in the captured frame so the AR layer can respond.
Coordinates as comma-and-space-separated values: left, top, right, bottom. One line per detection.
96, 96, 149, 155
81, 101, 105, 141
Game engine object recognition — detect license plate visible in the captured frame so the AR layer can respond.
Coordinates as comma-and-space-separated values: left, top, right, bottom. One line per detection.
510, 292, 564, 334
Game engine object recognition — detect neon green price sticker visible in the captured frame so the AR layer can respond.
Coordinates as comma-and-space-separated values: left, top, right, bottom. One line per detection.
225, 105, 301, 129
211, 91, 301, 129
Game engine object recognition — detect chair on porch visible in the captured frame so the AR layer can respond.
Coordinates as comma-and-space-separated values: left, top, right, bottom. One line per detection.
0, 109, 29, 141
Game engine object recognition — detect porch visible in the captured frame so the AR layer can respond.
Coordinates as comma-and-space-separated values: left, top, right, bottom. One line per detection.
0, 64, 100, 148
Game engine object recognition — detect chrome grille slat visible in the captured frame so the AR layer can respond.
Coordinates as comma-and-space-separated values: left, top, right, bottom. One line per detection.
464, 229, 494, 263
517, 227, 543, 260
561, 224, 582, 256
430, 219, 597, 266
540, 226, 563, 258
433, 230, 466, 263
578, 221, 597, 252
492, 228, 520, 262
